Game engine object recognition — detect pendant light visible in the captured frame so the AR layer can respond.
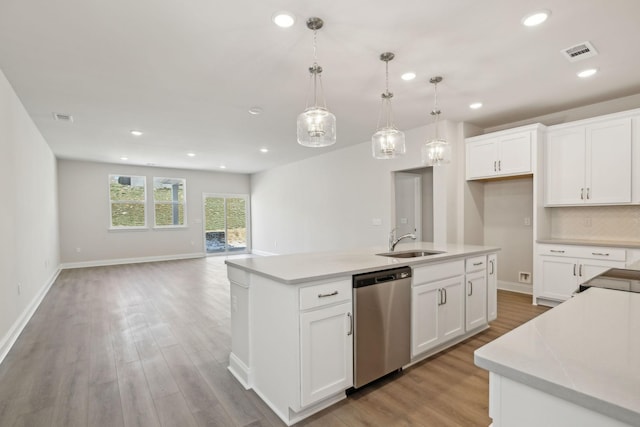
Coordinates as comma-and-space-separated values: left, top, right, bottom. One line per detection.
372, 52, 406, 159
297, 17, 336, 148
422, 76, 451, 166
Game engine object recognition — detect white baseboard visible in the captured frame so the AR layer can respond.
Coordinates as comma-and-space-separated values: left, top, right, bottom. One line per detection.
0, 268, 61, 365
250, 249, 278, 257
60, 252, 205, 270
498, 280, 533, 295
228, 352, 251, 390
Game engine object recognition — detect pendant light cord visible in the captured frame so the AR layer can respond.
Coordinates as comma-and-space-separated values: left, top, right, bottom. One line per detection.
432, 80, 441, 140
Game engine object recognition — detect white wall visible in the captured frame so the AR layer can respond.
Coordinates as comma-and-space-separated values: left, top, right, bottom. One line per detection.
250, 121, 463, 255
57, 159, 250, 266
0, 69, 60, 361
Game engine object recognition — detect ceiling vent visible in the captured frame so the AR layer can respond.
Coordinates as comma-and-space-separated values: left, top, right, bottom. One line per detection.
561, 41, 598, 62
52, 112, 74, 122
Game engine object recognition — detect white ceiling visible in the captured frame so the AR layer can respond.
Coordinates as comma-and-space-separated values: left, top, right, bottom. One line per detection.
1, 0, 640, 174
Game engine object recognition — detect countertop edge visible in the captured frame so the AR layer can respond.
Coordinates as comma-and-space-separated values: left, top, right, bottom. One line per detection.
225, 245, 500, 285
536, 239, 640, 249
473, 351, 640, 426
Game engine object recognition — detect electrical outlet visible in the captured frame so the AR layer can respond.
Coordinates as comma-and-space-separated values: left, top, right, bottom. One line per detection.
518, 272, 532, 284
371, 218, 382, 226
76, 247, 82, 253
584, 217, 592, 227
524, 217, 531, 226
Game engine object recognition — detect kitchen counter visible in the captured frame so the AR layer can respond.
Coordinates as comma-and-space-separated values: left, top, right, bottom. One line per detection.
225, 241, 499, 284
537, 238, 640, 249
475, 287, 640, 426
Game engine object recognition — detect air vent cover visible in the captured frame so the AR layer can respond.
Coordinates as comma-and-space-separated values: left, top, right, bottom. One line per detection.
52, 112, 73, 122
562, 41, 598, 62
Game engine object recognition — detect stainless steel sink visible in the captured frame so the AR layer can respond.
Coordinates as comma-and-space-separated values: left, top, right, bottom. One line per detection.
377, 250, 444, 258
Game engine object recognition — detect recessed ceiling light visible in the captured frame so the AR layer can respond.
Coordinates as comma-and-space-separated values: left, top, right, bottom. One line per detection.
120, 156, 128, 161
522, 10, 550, 27
220, 165, 227, 169
401, 72, 416, 81
577, 68, 598, 78
187, 152, 196, 157
248, 107, 263, 115
469, 102, 483, 109
130, 130, 143, 136
260, 148, 269, 153
272, 11, 295, 28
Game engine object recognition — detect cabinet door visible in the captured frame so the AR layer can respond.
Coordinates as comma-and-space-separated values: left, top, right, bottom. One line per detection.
577, 259, 624, 285
586, 118, 632, 204
545, 128, 585, 205
487, 253, 498, 322
497, 132, 531, 176
466, 139, 498, 180
411, 283, 440, 357
465, 271, 487, 331
539, 256, 577, 301
439, 277, 465, 342
299, 301, 353, 407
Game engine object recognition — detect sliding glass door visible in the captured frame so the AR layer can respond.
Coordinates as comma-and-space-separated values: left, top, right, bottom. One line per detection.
203, 194, 249, 254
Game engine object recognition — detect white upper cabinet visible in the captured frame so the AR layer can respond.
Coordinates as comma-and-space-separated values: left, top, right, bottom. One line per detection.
545, 117, 632, 206
466, 129, 532, 180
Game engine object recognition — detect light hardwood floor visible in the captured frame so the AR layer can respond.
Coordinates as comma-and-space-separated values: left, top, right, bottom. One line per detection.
0, 257, 549, 426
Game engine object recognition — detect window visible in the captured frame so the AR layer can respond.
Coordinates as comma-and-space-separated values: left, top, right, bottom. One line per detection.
153, 177, 186, 227
109, 175, 147, 228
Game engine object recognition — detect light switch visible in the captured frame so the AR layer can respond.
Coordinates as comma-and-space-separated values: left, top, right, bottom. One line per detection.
400, 217, 408, 224
371, 218, 382, 226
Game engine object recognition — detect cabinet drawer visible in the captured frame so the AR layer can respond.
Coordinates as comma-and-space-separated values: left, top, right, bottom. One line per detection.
538, 245, 576, 257
413, 260, 464, 285
299, 280, 351, 311
573, 246, 626, 262
466, 255, 487, 273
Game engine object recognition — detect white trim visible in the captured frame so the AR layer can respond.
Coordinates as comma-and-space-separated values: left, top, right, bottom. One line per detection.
60, 252, 204, 270
250, 249, 278, 257
0, 268, 61, 365
498, 279, 533, 295
228, 352, 251, 389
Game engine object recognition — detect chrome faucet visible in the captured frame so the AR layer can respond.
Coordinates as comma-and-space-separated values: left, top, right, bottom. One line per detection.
389, 228, 417, 252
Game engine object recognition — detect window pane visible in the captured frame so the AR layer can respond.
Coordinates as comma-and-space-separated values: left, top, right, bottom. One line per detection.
153, 178, 185, 202
110, 176, 146, 201
111, 203, 146, 227
155, 203, 185, 226
226, 198, 246, 251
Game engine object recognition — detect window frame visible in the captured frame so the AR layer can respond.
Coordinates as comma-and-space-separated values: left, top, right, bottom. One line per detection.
108, 174, 148, 230
152, 176, 187, 229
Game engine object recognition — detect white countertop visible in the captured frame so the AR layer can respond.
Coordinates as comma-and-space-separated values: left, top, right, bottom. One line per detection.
475, 288, 640, 426
225, 242, 499, 284
537, 238, 640, 249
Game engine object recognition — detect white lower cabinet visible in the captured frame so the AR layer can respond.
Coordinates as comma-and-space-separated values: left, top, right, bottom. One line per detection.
300, 301, 353, 407
412, 276, 464, 356
465, 270, 487, 331
536, 244, 627, 303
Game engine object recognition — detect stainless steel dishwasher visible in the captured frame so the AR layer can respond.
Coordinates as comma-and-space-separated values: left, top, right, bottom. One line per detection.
352, 266, 411, 388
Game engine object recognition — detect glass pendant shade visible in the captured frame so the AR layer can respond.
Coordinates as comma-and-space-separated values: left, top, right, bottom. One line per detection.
372, 52, 405, 159
422, 138, 451, 166
297, 106, 336, 147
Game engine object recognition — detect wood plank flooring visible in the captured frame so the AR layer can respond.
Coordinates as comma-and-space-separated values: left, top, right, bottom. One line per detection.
0, 257, 549, 426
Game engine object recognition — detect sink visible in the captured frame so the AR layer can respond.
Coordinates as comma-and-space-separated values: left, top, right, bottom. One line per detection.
377, 250, 444, 258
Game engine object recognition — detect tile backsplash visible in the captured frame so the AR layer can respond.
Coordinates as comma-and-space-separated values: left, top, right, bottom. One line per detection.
550, 206, 640, 242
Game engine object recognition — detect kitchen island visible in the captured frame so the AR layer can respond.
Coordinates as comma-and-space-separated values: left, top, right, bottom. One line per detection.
474, 287, 640, 427
226, 242, 499, 425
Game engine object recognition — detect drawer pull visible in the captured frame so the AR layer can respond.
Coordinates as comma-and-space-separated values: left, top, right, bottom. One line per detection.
489, 260, 495, 275
550, 250, 565, 254
592, 252, 609, 256
473, 262, 483, 266
347, 313, 353, 336
318, 291, 338, 298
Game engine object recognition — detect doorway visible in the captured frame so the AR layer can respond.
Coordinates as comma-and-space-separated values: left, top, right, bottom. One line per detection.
394, 168, 434, 242
203, 194, 250, 254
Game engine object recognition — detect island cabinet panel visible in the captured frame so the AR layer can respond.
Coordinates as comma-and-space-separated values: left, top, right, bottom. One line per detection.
545, 117, 632, 206
300, 301, 353, 407
465, 270, 487, 331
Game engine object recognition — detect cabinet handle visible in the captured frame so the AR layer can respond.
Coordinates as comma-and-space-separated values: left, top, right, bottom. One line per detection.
468, 281, 473, 296
580, 188, 584, 200
473, 262, 484, 266
573, 264, 577, 276
489, 260, 495, 275
592, 252, 610, 256
586, 188, 590, 200
318, 290, 338, 298
494, 161, 497, 172
347, 313, 353, 336
498, 160, 501, 171
550, 249, 565, 254
443, 288, 447, 305
437, 289, 443, 306
579, 264, 583, 277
